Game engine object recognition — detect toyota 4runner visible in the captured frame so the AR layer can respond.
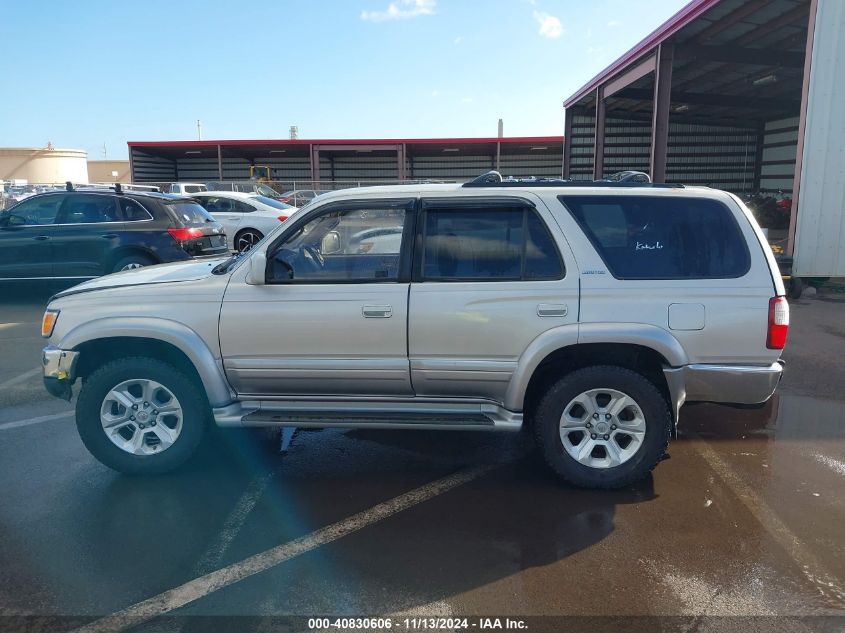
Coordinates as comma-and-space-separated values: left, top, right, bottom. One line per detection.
41, 173, 788, 488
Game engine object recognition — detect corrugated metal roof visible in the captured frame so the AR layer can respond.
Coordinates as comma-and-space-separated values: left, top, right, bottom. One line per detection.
563, 0, 725, 108
128, 136, 563, 149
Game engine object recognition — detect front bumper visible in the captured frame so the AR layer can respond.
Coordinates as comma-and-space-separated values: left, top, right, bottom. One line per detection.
42, 347, 80, 401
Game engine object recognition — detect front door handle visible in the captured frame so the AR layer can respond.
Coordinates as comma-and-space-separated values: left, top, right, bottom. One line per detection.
362, 305, 392, 318
33, 235, 50, 241
101, 233, 118, 239
537, 303, 568, 317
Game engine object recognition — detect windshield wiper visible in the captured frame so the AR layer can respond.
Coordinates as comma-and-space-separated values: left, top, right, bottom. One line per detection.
212, 253, 240, 275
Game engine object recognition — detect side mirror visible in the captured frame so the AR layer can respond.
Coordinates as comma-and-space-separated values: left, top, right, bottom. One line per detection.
0, 214, 25, 229
321, 231, 341, 254
246, 250, 267, 285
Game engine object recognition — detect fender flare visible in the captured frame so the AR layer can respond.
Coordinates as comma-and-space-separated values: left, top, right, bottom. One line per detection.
59, 317, 235, 407
504, 322, 688, 411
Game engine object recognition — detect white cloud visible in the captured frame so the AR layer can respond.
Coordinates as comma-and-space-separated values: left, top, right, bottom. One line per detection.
461, 96, 473, 103
361, 0, 435, 22
607, 20, 622, 28
453, 36, 463, 45
431, 89, 440, 97
533, 10, 563, 38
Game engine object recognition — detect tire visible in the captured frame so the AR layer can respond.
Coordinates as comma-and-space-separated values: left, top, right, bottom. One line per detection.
76, 357, 210, 475
234, 229, 264, 253
533, 365, 671, 489
112, 253, 156, 273
788, 277, 803, 300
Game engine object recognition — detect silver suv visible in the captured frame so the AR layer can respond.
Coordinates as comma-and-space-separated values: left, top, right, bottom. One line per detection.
41, 174, 788, 488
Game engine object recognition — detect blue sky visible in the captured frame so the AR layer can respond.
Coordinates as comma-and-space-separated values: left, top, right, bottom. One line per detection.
0, 0, 689, 159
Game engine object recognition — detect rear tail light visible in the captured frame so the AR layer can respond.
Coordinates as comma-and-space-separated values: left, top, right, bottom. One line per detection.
767, 296, 789, 349
277, 215, 288, 222
280, 197, 292, 204
167, 227, 203, 242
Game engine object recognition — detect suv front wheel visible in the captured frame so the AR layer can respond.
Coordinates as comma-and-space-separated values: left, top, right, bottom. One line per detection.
76, 357, 209, 474
533, 365, 671, 489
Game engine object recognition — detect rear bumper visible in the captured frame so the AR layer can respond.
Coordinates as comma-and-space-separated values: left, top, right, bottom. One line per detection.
683, 361, 783, 404
663, 361, 783, 416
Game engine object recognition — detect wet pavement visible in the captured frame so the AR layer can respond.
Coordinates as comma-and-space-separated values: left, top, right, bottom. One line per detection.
1, 284, 844, 631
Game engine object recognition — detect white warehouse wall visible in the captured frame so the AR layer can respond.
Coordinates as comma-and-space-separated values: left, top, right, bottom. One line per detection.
793, 0, 845, 276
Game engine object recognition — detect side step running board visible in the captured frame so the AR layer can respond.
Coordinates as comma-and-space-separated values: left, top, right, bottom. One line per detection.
214, 401, 523, 432
243, 410, 495, 430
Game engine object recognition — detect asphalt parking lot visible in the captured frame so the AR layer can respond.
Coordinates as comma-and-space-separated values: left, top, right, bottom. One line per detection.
1, 284, 845, 631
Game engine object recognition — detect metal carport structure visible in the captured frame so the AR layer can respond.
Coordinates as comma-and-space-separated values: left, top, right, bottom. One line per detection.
562, 0, 845, 276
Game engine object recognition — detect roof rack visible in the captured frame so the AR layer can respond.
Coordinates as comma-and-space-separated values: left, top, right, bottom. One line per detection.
462, 170, 685, 189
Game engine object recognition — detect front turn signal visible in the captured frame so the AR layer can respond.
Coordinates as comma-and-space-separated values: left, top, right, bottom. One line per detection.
42, 309, 60, 338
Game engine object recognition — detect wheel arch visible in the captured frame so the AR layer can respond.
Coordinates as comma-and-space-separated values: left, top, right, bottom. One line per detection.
61, 318, 234, 407
506, 323, 688, 415
104, 245, 160, 273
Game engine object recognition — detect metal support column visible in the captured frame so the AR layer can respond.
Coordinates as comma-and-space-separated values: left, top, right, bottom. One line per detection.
217, 144, 223, 181
397, 144, 406, 180
310, 144, 320, 184
650, 43, 674, 184
563, 107, 573, 179
752, 122, 765, 192
593, 88, 606, 180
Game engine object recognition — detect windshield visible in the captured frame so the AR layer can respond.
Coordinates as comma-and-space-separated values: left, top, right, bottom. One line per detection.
255, 184, 278, 197
254, 196, 293, 210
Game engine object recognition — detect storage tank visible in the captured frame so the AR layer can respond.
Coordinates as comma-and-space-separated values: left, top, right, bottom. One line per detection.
0, 147, 89, 184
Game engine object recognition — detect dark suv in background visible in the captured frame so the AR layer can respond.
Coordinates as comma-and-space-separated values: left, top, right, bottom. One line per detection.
0, 187, 227, 280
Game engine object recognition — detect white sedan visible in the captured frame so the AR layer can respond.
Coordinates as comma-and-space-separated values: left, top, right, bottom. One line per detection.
191, 191, 295, 253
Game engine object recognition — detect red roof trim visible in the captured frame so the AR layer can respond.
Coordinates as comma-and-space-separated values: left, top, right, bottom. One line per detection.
563, 0, 724, 108
127, 136, 563, 148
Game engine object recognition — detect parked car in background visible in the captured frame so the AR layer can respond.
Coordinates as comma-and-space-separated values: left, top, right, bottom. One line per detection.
278, 189, 320, 207
191, 191, 294, 253
165, 183, 208, 196
0, 188, 227, 280
206, 181, 282, 199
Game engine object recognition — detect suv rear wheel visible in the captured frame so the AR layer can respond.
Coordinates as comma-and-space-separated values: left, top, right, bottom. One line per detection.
533, 365, 670, 489
112, 253, 156, 273
76, 357, 209, 474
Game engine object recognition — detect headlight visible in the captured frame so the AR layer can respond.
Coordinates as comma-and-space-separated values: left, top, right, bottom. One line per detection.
41, 309, 60, 338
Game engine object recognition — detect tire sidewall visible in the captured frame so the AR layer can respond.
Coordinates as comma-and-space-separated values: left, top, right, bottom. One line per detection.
76, 358, 208, 474
112, 254, 155, 274
535, 366, 670, 488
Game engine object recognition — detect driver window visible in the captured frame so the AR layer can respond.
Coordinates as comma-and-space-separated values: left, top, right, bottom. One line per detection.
4, 194, 64, 225
268, 205, 407, 282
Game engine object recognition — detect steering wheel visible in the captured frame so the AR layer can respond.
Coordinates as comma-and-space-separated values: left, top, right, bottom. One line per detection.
301, 244, 324, 269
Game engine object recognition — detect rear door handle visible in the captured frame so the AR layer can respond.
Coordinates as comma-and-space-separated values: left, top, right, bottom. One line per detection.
101, 234, 118, 239
33, 235, 50, 241
362, 305, 392, 318
537, 303, 568, 317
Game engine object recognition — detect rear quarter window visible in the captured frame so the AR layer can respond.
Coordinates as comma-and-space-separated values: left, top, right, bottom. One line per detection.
164, 201, 215, 226
559, 195, 750, 280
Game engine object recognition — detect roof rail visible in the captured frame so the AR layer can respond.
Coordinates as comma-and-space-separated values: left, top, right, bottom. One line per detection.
462, 170, 685, 189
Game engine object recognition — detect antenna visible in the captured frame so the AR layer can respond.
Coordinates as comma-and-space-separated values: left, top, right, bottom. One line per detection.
197, 119, 202, 140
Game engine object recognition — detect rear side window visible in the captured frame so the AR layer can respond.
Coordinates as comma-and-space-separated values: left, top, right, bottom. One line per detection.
560, 195, 750, 279
120, 199, 152, 221
58, 194, 120, 224
421, 207, 564, 281
165, 201, 214, 226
